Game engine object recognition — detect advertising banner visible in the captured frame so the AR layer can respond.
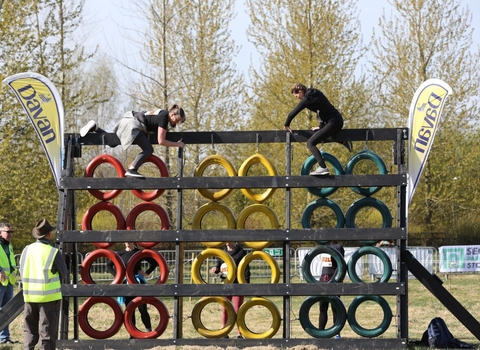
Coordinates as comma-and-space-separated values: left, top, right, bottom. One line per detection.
3, 72, 64, 188
439, 245, 480, 273
407, 79, 452, 207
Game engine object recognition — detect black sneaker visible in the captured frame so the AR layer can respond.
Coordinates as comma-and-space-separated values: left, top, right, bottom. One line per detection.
125, 169, 145, 179
0, 338, 19, 344
343, 140, 353, 152
80, 120, 96, 137
342, 141, 353, 153
237, 334, 244, 339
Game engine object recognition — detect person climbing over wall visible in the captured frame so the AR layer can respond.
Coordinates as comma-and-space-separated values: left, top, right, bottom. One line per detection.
80, 104, 186, 179
284, 83, 352, 176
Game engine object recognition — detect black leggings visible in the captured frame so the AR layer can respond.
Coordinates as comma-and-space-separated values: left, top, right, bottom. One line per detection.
307, 117, 344, 168
125, 296, 152, 330
130, 132, 154, 170
319, 298, 339, 330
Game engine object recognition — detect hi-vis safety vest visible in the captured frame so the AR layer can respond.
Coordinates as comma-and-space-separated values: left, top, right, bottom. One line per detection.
0, 243, 16, 286
20, 242, 62, 303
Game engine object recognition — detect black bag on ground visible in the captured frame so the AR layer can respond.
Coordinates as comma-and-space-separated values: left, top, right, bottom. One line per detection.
420, 317, 476, 349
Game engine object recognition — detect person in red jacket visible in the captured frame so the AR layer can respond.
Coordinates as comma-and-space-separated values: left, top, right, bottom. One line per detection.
284, 83, 352, 176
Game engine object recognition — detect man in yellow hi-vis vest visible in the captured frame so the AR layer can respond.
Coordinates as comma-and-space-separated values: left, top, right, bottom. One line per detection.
0, 222, 18, 345
20, 219, 67, 350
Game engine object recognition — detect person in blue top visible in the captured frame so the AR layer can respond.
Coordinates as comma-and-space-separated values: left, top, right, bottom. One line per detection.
284, 83, 352, 176
106, 242, 158, 337
80, 104, 186, 178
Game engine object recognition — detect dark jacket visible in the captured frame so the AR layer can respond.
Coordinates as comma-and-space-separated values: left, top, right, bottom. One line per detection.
214, 244, 251, 283
284, 88, 342, 127
106, 248, 158, 277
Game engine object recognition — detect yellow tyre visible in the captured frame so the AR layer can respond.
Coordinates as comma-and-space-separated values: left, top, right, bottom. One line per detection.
191, 248, 236, 284
192, 202, 236, 248
238, 251, 280, 284
238, 153, 277, 203
191, 296, 236, 338
237, 204, 279, 250
236, 297, 281, 338
194, 155, 237, 201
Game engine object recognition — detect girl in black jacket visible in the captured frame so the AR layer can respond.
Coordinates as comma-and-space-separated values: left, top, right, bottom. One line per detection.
284, 83, 351, 176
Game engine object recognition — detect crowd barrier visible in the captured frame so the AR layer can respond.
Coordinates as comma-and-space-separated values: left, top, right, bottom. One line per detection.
297, 246, 436, 281
14, 246, 440, 286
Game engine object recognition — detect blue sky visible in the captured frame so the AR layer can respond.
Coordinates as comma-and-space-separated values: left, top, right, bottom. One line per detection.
84, 0, 480, 81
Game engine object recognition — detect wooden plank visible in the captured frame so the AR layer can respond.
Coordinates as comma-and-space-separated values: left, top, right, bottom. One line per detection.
0, 290, 24, 331
60, 174, 406, 190
62, 283, 405, 297
56, 227, 406, 243
57, 337, 407, 349
75, 128, 406, 146
403, 250, 480, 341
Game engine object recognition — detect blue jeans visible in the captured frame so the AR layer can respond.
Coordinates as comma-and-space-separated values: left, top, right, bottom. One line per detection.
0, 283, 13, 340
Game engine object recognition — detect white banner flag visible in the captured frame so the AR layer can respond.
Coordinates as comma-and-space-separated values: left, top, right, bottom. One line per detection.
3, 72, 65, 188
407, 79, 452, 207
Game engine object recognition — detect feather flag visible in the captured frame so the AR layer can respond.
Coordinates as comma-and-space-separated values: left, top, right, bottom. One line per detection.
3, 72, 65, 188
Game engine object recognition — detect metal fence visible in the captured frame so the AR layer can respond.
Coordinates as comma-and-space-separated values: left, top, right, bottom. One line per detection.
22, 246, 438, 284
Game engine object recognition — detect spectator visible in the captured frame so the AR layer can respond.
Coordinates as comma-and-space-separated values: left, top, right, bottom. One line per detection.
106, 242, 158, 336
0, 222, 18, 344
210, 242, 250, 339
319, 241, 345, 339
20, 218, 68, 350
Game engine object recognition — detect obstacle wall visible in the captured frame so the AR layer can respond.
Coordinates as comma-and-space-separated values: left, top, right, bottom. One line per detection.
56, 128, 409, 349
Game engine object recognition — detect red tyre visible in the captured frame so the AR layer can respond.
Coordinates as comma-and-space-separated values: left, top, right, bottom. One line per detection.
81, 249, 125, 285
84, 154, 125, 201
126, 202, 171, 249
82, 202, 126, 249
126, 249, 169, 285
124, 297, 169, 339
78, 297, 123, 339
131, 155, 169, 201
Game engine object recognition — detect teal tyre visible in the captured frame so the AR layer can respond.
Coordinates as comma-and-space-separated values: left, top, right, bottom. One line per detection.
301, 244, 346, 283
345, 197, 392, 245
299, 296, 346, 338
302, 198, 345, 244
301, 154, 344, 197
347, 295, 392, 337
345, 150, 387, 196
347, 246, 392, 283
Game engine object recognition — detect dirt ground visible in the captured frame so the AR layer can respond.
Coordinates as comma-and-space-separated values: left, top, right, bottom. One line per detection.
140, 346, 321, 350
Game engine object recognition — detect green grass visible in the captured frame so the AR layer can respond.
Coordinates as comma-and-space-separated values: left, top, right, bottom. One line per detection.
4, 274, 480, 350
